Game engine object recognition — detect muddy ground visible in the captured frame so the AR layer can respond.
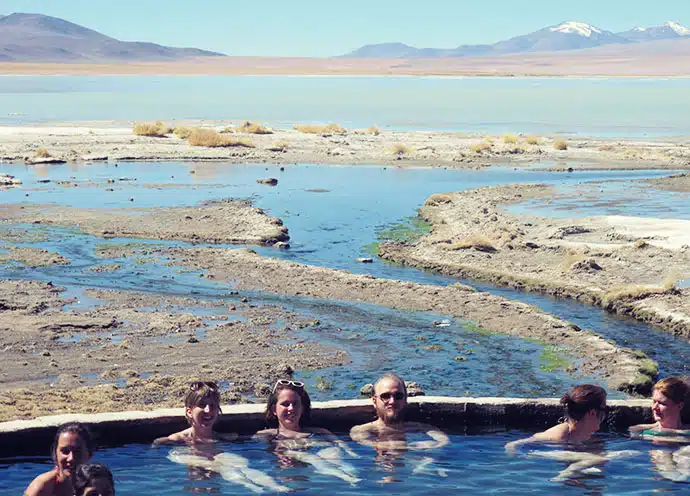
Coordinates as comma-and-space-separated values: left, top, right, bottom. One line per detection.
0, 280, 346, 421
0, 199, 288, 246
1, 124, 689, 170
377, 180, 690, 338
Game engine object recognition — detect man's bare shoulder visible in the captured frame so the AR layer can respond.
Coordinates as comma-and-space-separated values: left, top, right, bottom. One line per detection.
153, 429, 191, 446
350, 421, 378, 433
402, 421, 444, 432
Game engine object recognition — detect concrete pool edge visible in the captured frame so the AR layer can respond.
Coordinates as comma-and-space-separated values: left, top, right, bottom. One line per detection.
0, 396, 653, 457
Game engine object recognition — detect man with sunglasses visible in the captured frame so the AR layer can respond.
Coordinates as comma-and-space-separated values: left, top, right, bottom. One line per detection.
350, 373, 449, 452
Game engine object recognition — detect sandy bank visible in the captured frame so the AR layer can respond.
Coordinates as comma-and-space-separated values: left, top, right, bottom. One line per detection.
107, 245, 659, 395
1, 124, 689, 170
0, 199, 288, 246
376, 183, 690, 338
0, 281, 346, 421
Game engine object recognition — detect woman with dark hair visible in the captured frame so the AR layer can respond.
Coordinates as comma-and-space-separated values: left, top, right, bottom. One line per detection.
25, 422, 94, 496
254, 379, 360, 484
73, 463, 115, 496
506, 384, 608, 453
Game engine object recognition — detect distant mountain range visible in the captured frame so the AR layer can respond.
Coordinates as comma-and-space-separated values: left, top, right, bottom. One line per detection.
342, 20, 690, 58
0, 13, 225, 62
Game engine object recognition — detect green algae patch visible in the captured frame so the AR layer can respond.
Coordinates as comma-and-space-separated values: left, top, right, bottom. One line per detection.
539, 345, 572, 373
464, 321, 499, 336
376, 215, 431, 244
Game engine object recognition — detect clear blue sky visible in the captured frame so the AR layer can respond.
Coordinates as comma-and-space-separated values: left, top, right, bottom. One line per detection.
2, 0, 688, 56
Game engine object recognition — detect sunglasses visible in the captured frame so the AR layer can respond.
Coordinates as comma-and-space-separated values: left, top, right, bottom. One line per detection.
272, 379, 305, 393
376, 392, 406, 401
190, 381, 219, 391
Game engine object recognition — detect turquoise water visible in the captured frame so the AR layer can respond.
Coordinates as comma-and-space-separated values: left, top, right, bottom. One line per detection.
2, 433, 689, 493
2, 76, 690, 136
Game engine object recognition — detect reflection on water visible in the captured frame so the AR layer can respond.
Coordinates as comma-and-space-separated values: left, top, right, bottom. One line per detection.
1, 433, 688, 494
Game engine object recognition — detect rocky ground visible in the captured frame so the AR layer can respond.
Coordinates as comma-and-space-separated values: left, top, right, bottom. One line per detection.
377, 180, 690, 337
0, 199, 288, 246
0, 280, 345, 421
0, 123, 689, 170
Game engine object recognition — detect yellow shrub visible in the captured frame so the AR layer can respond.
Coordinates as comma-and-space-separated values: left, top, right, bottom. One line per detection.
133, 121, 171, 137
294, 123, 346, 134
187, 129, 255, 148
525, 136, 539, 145
237, 121, 273, 134
503, 134, 519, 144
553, 139, 568, 151
173, 126, 194, 139
470, 142, 492, 154
390, 143, 414, 156
34, 147, 52, 158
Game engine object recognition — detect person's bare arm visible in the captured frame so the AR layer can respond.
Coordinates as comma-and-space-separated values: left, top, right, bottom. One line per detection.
407, 425, 450, 451
350, 424, 381, 450
505, 425, 568, 455
311, 427, 359, 458
153, 430, 188, 446
629, 423, 657, 434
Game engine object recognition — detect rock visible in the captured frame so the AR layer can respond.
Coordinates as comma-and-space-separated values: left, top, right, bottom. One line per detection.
187, 336, 199, 343
118, 177, 136, 181
328, 148, 345, 156
359, 383, 374, 396
254, 383, 272, 397
405, 381, 425, 397
433, 319, 451, 327
257, 178, 278, 186
25, 157, 66, 165
0, 173, 22, 186
278, 363, 295, 376
274, 241, 290, 249
82, 154, 108, 161
524, 242, 540, 249
454, 355, 468, 361
356, 257, 373, 263
570, 258, 602, 273
41, 350, 51, 357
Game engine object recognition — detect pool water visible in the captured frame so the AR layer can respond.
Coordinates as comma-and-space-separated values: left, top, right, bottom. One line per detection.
1, 432, 688, 494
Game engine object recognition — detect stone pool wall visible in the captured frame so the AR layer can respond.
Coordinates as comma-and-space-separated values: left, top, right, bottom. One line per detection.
0, 396, 653, 457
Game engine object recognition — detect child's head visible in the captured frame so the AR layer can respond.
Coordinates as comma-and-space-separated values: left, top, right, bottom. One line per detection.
184, 381, 222, 428
73, 462, 115, 496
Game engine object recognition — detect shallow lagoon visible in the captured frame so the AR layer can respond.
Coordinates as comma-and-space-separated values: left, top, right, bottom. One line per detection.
1, 161, 689, 392
2, 76, 690, 137
1, 432, 689, 494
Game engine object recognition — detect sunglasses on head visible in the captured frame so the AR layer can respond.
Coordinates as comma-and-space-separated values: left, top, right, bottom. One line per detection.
376, 392, 406, 401
272, 379, 305, 393
190, 381, 219, 392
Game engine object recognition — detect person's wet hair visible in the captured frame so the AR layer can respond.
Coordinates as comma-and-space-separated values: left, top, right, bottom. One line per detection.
372, 373, 407, 397
73, 462, 115, 496
654, 376, 690, 421
560, 384, 607, 421
184, 381, 222, 420
51, 422, 93, 463
265, 380, 311, 427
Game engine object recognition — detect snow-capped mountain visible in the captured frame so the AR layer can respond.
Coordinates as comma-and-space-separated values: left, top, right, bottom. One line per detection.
618, 21, 690, 41
342, 19, 689, 58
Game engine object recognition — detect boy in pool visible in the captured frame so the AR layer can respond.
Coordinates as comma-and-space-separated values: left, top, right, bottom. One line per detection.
154, 381, 237, 445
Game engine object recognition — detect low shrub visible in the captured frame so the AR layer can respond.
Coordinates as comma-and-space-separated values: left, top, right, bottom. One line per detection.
470, 142, 492, 154
133, 121, 171, 137
525, 136, 539, 145
503, 134, 519, 144
34, 147, 52, 158
390, 143, 414, 157
267, 140, 290, 152
294, 123, 346, 135
445, 234, 496, 252
559, 251, 586, 271
187, 129, 255, 148
553, 139, 568, 151
173, 126, 194, 139
237, 121, 273, 134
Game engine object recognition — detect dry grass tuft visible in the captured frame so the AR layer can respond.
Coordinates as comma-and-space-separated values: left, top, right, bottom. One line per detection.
237, 121, 273, 135
294, 123, 346, 135
34, 147, 52, 158
525, 136, 539, 145
445, 234, 496, 252
187, 129, 255, 148
553, 139, 568, 151
267, 140, 290, 152
470, 142, 492, 154
560, 250, 586, 271
133, 121, 172, 137
173, 126, 194, 139
601, 274, 678, 307
390, 143, 414, 157
354, 125, 381, 135
503, 134, 519, 144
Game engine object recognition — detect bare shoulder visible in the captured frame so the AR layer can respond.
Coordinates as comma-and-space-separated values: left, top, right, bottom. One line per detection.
214, 431, 239, 441
253, 428, 278, 438
350, 421, 377, 434
404, 421, 443, 433
153, 429, 190, 445
534, 423, 569, 442
24, 469, 57, 496
628, 423, 656, 433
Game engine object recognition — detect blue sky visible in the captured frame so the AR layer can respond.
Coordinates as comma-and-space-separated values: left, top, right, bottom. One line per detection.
2, 0, 688, 56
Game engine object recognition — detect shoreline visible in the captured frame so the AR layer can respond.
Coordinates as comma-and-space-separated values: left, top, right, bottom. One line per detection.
1, 123, 689, 171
